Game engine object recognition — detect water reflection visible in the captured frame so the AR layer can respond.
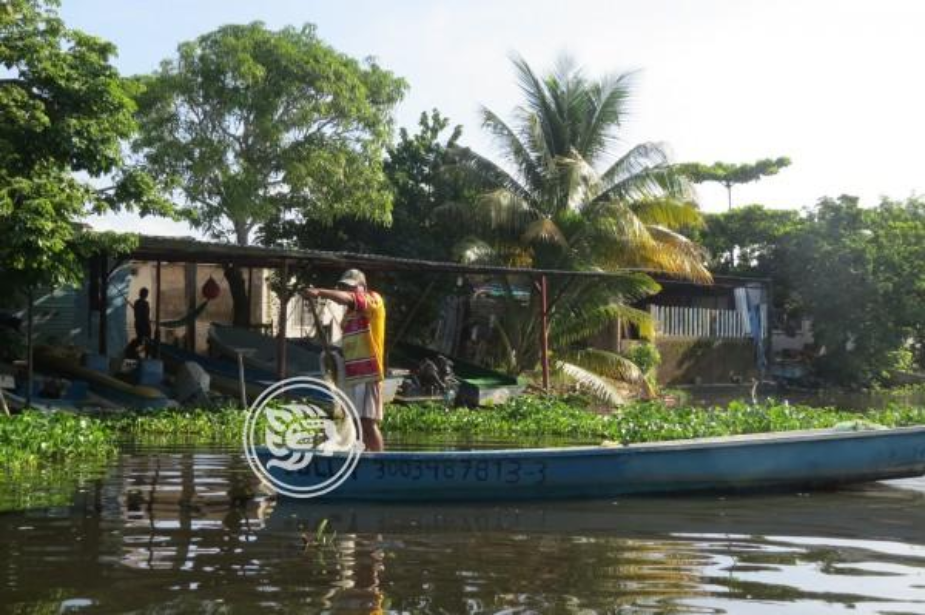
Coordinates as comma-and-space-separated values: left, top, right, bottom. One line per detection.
2, 450, 924, 614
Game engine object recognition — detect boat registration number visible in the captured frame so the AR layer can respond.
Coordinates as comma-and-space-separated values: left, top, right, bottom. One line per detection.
370, 459, 547, 485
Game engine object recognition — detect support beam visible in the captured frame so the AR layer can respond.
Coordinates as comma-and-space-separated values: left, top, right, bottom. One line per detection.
25, 287, 34, 408
154, 260, 162, 345
539, 275, 550, 392
98, 254, 108, 356
276, 260, 290, 380
184, 262, 197, 352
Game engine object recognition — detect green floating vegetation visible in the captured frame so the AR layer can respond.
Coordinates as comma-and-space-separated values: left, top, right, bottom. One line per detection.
382, 395, 925, 443
0, 411, 117, 472
110, 407, 249, 444
4, 396, 925, 473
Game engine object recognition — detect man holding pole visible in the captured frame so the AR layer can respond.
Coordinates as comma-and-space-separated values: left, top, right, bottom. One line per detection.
303, 269, 386, 451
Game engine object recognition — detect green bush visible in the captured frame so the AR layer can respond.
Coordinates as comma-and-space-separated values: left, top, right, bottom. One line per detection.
624, 342, 661, 375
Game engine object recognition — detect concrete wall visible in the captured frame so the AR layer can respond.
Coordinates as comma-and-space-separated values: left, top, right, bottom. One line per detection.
650, 338, 759, 385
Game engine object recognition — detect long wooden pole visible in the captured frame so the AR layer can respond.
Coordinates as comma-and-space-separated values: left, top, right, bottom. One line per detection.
276, 260, 289, 380
236, 351, 247, 408
0, 385, 9, 417
539, 275, 550, 392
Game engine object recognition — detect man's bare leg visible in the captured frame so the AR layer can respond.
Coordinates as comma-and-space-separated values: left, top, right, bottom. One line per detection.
361, 418, 384, 452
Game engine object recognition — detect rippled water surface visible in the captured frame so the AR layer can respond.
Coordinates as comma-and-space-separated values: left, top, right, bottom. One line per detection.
2, 447, 924, 614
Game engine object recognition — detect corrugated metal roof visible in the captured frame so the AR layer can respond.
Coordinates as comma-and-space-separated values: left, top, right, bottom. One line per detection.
129, 235, 766, 287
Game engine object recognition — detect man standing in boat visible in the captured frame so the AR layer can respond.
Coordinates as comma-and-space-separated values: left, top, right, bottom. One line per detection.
303, 269, 386, 452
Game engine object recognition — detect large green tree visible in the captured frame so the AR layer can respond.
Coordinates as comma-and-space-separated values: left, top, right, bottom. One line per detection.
780, 195, 925, 384
132, 22, 406, 325
445, 55, 710, 401
0, 0, 168, 293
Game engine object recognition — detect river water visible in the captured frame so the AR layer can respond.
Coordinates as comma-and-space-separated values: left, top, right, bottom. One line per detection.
2, 447, 925, 614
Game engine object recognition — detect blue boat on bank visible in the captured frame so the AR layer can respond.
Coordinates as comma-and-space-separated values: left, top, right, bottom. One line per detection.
257, 426, 925, 501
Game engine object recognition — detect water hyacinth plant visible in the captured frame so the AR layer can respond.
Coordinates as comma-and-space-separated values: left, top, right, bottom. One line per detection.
382, 396, 925, 444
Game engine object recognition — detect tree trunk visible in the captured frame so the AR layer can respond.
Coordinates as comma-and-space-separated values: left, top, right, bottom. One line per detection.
223, 264, 251, 328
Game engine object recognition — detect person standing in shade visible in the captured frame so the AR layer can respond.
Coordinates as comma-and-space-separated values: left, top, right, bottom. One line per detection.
303, 269, 386, 451
128, 287, 152, 358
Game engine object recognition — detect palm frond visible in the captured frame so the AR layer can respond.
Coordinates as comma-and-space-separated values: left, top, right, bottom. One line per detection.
556, 149, 603, 211
510, 53, 565, 157
582, 199, 652, 245
451, 236, 498, 265
597, 143, 691, 203
558, 348, 645, 384
555, 360, 626, 406
443, 146, 532, 201
476, 189, 538, 236
631, 198, 704, 230
521, 217, 567, 246
551, 302, 655, 347
579, 71, 635, 159
480, 106, 543, 192
644, 225, 713, 283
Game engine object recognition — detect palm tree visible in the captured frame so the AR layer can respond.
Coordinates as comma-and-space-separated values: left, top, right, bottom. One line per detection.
442, 55, 711, 403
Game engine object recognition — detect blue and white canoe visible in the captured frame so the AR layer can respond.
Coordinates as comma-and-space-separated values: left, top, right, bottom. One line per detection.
257, 425, 925, 501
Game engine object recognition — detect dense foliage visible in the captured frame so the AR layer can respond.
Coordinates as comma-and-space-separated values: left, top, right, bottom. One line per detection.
0, 0, 168, 293
779, 196, 925, 384
697, 196, 925, 385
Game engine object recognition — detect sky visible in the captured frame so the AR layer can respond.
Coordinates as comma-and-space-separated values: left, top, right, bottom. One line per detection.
60, 0, 925, 237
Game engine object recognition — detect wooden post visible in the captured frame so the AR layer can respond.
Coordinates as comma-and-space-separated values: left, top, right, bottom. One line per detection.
184, 262, 197, 352
276, 260, 289, 380
764, 281, 774, 377
539, 275, 550, 392
236, 351, 247, 408
154, 260, 162, 344
247, 267, 254, 328
98, 254, 108, 356
25, 287, 34, 408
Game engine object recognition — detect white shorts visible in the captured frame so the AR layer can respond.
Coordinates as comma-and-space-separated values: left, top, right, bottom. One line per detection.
349, 381, 382, 422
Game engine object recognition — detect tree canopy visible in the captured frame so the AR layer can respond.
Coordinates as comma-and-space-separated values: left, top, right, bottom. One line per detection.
131, 21, 406, 323
0, 0, 167, 292
779, 196, 925, 384
677, 157, 791, 210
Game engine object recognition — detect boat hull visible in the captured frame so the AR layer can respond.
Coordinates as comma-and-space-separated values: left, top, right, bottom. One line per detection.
257, 426, 925, 501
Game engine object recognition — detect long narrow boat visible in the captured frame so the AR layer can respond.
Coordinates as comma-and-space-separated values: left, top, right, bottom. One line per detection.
34, 347, 173, 410
157, 342, 277, 400
257, 426, 925, 501
209, 324, 324, 377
